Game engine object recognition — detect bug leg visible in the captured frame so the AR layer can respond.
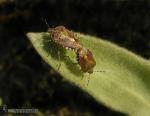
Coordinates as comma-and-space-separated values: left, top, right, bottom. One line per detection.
94, 70, 105, 73
46, 49, 51, 57
87, 74, 90, 86
46, 47, 52, 57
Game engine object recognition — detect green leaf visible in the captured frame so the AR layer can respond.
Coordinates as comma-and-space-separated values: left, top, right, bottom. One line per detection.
27, 32, 150, 116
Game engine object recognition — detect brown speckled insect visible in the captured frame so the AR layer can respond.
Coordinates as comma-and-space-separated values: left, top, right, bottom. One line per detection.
48, 26, 82, 51
48, 26, 96, 74
77, 47, 96, 74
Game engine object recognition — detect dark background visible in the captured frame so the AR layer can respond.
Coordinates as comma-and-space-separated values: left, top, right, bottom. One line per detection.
0, 0, 150, 115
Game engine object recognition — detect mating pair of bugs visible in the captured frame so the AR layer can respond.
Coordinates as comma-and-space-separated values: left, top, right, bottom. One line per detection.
48, 26, 96, 74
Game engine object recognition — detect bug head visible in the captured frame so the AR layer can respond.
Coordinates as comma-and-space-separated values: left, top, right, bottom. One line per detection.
77, 47, 96, 74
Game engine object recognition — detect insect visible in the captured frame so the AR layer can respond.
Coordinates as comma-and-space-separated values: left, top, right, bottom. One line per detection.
48, 26, 97, 74
48, 26, 82, 51
77, 47, 96, 74
42, 19, 98, 74
47, 26, 97, 74
45, 25, 82, 70
44, 25, 105, 85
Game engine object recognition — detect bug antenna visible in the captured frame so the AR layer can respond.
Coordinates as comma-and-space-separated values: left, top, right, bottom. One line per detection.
94, 70, 105, 73
42, 18, 50, 27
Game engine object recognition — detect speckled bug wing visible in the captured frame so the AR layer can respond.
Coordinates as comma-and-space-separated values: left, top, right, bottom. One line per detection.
48, 26, 82, 50
77, 48, 96, 74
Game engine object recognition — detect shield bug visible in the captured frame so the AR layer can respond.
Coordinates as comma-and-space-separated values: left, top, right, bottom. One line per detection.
46, 26, 82, 71
77, 47, 105, 85
48, 26, 82, 51
77, 47, 96, 74
46, 25, 102, 80
47, 26, 98, 74
43, 18, 81, 51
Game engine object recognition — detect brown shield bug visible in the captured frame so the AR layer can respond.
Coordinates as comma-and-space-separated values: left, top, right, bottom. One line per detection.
48, 26, 97, 75
77, 47, 96, 74
45, 25, 104, 85
48, 26, 82, 51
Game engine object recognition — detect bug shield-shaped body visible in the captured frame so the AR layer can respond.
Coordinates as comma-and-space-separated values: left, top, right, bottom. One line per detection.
48, 26, 96, 74
77, 47, 96, 74
48, 26, 82, 51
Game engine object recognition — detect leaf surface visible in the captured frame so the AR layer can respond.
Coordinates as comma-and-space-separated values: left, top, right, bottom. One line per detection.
27, 32, 150, 116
